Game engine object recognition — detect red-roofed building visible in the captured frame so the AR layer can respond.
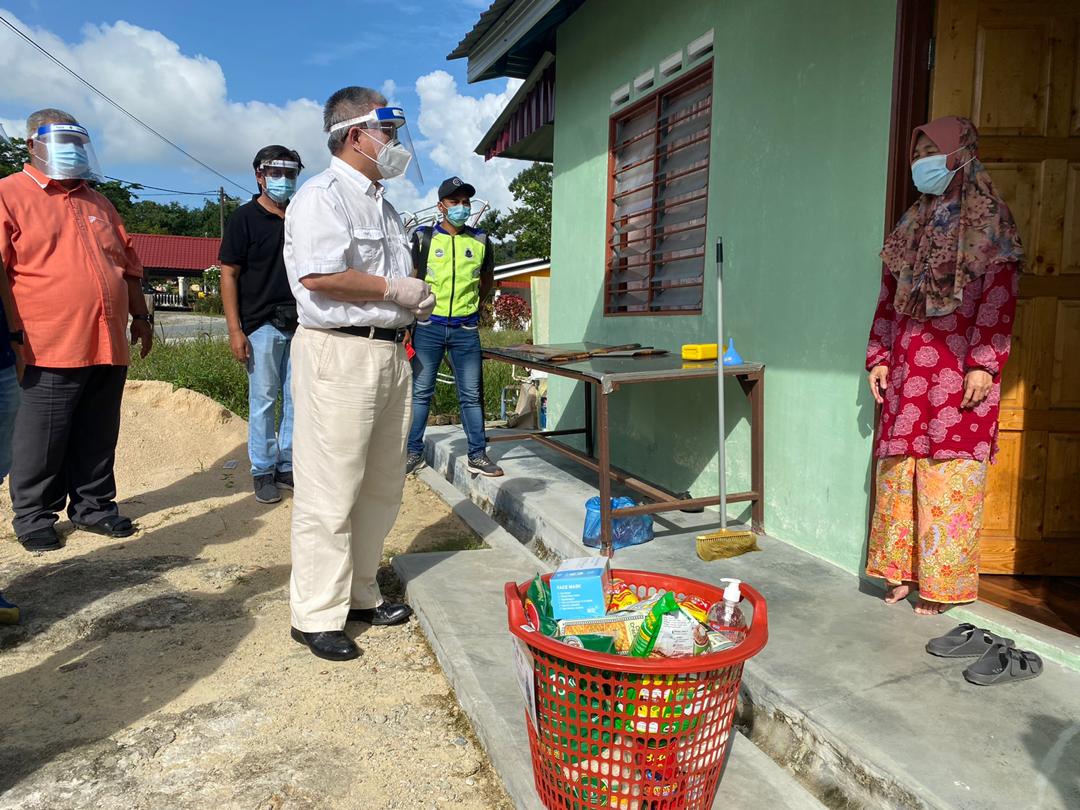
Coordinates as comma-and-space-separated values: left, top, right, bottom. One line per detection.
130, 233, 221, 278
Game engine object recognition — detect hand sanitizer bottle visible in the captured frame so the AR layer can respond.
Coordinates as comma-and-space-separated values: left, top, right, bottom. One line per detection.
707, 578, 747, 643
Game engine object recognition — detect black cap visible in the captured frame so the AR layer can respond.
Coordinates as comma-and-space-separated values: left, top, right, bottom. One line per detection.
438, 176, 476, 200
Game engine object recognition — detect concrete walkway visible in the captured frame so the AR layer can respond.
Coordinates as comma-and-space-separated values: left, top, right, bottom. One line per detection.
394, 544, 826, 810
154, 312, 228, 341
401, 427, 1080, 810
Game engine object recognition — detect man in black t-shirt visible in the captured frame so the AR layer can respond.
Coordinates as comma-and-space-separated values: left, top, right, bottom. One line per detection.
219, 145, 303, 505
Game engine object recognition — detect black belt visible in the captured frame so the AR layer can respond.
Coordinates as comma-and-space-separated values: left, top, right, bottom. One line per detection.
334, 325, 407, 343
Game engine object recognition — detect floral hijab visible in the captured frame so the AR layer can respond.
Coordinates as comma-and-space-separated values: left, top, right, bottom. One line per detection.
881, 116, 1024, 320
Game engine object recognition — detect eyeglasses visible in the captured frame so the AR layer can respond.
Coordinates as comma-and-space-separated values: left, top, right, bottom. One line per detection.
359, 122, 399, 139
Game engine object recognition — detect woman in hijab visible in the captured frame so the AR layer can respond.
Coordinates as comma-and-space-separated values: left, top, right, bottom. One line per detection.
865, 116, 1024, 615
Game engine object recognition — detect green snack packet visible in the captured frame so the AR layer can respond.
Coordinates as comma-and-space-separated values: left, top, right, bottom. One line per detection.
559, 633, 618, 654
524, 574, 559, 636
629, 591, 679, 657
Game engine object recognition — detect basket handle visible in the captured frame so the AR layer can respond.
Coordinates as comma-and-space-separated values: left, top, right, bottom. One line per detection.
504, 581, 525, 625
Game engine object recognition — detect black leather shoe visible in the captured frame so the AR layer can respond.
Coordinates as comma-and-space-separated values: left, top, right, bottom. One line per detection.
347, 601, 413, 626
19, 526, 63, 552
290, 628, 361, 661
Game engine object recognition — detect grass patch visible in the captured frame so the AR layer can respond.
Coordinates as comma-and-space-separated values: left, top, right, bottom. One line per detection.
432, 329, 530, 420
130, 327, 531, 423
129, 336, 250, 418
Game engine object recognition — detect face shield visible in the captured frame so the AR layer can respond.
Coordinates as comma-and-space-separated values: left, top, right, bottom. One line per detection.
330, 106, 423, 185
258, 159, 301, 204
30, 123, 103, 182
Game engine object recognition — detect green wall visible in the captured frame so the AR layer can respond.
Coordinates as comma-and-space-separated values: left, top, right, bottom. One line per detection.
547, 0, 896, 573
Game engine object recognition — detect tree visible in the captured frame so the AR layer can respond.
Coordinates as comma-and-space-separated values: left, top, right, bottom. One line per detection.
0, 136, 29, 179
477, 209, 517, 266
501, 162, 551, 260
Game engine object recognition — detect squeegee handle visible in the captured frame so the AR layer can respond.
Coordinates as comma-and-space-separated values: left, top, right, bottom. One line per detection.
716, 237, 727, 531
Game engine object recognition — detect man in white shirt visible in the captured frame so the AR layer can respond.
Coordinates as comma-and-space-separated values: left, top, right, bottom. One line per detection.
284, 86, 435, 661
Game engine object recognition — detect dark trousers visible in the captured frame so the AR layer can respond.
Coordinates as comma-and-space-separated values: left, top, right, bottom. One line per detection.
10, 365, 127, 537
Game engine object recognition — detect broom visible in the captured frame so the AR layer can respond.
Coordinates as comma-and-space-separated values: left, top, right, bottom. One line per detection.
697, 237, 758, 561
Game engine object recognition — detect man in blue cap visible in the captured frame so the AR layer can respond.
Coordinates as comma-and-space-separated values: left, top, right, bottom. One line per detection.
406, 176, 501, 477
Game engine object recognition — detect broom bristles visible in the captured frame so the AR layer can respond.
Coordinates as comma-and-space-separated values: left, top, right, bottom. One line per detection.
695, 528, 758, 561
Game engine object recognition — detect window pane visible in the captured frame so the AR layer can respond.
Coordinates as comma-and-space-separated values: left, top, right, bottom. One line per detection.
606, 65, 711, 316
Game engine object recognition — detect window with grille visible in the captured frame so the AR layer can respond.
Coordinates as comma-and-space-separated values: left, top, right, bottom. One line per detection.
605, 64, 712, 315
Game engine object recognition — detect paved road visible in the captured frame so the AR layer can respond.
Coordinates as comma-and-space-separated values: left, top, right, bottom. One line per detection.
154, 312, 229, 341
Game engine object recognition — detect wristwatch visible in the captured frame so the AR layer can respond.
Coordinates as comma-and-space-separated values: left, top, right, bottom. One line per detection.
132, 313, 153, 323
8, 330, 23, 345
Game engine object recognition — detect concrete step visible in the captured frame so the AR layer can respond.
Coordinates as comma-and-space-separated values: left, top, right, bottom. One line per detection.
393, 548, 827, 810
420, 427, 1080, 810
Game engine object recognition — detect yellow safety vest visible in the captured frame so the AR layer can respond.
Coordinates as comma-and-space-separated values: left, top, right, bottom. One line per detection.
413, 226, 487, 320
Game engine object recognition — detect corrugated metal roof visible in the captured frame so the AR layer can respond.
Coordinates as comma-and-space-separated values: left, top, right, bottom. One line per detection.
130, 233, 221, 272
447, 0, 517, 60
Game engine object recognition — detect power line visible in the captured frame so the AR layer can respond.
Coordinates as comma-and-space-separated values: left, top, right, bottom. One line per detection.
103, 175, 219, 196
0, 13, 254, 196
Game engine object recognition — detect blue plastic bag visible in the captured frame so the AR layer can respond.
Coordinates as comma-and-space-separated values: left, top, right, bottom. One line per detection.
582, 496, 654, 550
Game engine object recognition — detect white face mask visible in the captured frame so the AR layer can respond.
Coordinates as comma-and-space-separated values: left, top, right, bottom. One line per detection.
359, 129, 413, 180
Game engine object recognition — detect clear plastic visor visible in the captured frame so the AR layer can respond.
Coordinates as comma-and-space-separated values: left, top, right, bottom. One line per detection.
258, 159, 300, 180
330, 107, 423, 185
30, 123, 102, 182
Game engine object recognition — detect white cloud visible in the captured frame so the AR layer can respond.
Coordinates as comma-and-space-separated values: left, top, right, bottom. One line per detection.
0, 11, 527, 217
404, 69, 524, 215
0, 13, 323, 193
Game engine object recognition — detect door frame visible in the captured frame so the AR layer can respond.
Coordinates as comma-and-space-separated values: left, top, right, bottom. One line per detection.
884, 0, 935, 231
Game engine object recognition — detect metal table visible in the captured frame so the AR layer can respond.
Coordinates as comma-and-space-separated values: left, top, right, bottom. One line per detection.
482, 343, 765, 555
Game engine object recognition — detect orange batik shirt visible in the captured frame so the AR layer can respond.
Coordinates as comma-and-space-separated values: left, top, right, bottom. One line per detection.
0, 164, 144, 368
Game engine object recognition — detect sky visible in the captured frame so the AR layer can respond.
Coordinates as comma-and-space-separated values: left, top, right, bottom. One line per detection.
0, 1, 525, 216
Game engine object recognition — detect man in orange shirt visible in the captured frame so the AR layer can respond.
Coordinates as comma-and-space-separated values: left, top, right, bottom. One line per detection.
0, 109, 153, 552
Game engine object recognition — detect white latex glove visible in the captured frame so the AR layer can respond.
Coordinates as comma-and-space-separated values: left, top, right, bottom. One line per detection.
384, 276, 433, 310
414, 291, 437, 321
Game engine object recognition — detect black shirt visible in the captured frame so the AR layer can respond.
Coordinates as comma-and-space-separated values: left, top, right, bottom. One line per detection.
219, 196, 293, 335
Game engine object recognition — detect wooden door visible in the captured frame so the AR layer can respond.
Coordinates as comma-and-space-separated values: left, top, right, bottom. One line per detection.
932, 0, 1080, 575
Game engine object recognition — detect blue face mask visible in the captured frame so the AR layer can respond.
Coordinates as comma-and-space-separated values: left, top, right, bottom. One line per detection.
265, 176, 296, 204
49, 142, 90, 178
911, 150, 972, 196
445, 203, 470, 227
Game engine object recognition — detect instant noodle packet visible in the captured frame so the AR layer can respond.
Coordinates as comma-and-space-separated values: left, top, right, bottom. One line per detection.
558, 613, 647, 653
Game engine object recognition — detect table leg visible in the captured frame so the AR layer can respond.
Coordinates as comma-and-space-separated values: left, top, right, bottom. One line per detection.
749, 374, 765, 532
584, 383, 594, 458
597, 388, 613, 558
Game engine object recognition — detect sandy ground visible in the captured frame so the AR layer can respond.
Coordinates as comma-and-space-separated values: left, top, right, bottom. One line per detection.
0, 380, 510, 810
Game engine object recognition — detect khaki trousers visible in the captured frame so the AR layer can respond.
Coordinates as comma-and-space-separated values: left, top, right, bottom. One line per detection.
289, 326, 411, 632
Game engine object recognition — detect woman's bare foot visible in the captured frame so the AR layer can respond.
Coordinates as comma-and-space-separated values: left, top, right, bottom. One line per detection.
884, 583, 911, 604
913, 598, 948, 615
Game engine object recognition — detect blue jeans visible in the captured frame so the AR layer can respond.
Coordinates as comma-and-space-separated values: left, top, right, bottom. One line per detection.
408, 322, 486, 458
247, 323, 293, 476
0, 364, 19, 482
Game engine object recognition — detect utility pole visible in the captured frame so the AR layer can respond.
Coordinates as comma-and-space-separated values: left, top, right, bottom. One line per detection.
219, 186, 226, 237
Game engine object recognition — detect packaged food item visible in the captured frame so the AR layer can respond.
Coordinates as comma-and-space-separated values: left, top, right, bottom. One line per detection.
652, 610, 697, 658
606, 579, 639, 612
677, 595, 710, 624
629, 592, 680, 657
558, 613, 647, 653
524, 574, 558, 636
559, 633, 618, 655
706, 631, 738, 653
613, 589, 665, 615
550, 556, 612, 621
692, 621, 711, 655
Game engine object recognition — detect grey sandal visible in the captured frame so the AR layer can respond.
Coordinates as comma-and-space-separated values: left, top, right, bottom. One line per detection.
963, 643, 1043, 685
926, 623, 1014, 658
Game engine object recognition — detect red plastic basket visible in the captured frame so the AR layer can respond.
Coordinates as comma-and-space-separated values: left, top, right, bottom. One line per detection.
505, 569, 768, 810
